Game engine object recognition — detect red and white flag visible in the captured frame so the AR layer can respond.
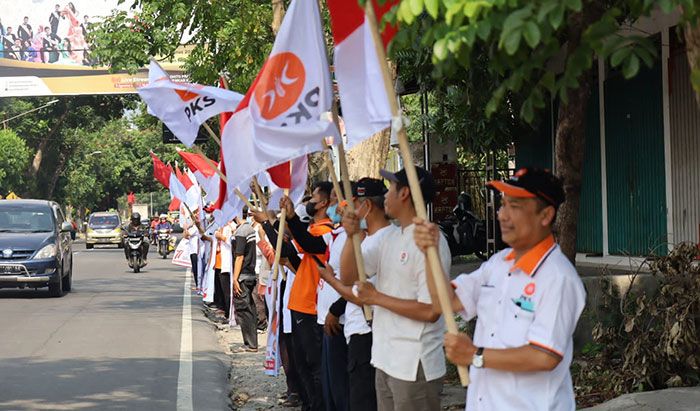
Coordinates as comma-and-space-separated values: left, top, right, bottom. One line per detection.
327, 0, 397, 146
221, 0, 338, 200
150, 151, 172, 188
138, 60, 244, 147
177, 150, 221, 204
257, 156, 308, 208
169, 165, 187, 202
173, 165, 200, 210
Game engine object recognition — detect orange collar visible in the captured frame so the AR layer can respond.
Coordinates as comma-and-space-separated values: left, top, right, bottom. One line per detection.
504, 234, 556, 276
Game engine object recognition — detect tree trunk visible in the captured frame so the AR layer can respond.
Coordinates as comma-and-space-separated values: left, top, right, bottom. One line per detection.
554, 7, 605, 264
555, 69, 594, 264
345, 129, 391, 179
684, 23, 700, 104
46, 152, 69, 199
26, 107, 70, 183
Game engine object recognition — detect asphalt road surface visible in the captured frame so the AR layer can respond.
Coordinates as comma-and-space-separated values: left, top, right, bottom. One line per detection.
0, 243, 229, 411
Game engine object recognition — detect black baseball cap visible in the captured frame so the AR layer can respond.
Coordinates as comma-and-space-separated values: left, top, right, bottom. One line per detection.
352, 177, 387, 198
379, 166, 436, 204
487, 167, 565, 208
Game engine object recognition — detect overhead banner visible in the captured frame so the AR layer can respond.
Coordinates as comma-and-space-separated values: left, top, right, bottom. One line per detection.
0, 0, 188, 96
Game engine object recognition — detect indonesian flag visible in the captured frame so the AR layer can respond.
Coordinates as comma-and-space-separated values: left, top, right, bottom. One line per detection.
168, 197, 181, 212
177, 150, 221, 204
174, 165, 200, 209
169, 165, 187, 201
327, 0, 397, 146
150, 151, 171, 188
138, 60, 245, 147
221, 0, 338, 200
257, 155, 308, 208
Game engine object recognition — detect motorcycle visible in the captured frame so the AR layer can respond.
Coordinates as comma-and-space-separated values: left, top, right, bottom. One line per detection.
126, 232, 146, 273
438, 192, 500, 261
157, 229, 174, 259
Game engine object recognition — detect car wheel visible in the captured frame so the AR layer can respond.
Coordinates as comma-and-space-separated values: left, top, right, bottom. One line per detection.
86, 243, 94, 250
62, 262, 72, 292
48, 272, 64, 297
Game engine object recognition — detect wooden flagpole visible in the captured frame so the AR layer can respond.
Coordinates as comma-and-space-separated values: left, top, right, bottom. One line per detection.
271, 161, 292, 283
364, 1, 469, 386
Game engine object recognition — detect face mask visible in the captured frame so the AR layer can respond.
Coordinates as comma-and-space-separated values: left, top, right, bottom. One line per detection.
305, 201, 319, 219
358, 200, 370, 230
295, 203, 311, 223
327, 204, 341, 224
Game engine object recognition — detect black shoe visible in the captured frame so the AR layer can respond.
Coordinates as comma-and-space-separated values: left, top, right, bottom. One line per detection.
281, 393, 301, 407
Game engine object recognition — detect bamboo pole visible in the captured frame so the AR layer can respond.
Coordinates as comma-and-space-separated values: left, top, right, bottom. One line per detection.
364, 1, 469, 387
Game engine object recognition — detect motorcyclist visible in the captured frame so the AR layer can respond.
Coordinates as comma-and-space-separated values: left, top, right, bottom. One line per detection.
123, 212, 149, 263
156, 214, 172, 231
150, 216, 159, 244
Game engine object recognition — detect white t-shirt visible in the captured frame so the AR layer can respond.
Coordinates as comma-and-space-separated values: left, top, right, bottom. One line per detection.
343, 225, 392, 343
186, 225, 199, 255
317, 228, 347, 325
452, 237, 586, 411
364, 223, 451, 382
217, 223, 234, 274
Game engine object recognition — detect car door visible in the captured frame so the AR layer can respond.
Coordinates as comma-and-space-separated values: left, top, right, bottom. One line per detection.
52, 205, 71, 274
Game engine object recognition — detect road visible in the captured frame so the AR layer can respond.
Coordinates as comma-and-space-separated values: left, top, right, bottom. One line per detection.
0, 243, 230, 411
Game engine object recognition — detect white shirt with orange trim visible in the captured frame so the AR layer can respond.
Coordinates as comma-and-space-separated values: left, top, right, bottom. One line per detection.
452, 235, 586, 411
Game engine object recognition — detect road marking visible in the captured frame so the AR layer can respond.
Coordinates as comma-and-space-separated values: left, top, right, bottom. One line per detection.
176, 273, 193, 411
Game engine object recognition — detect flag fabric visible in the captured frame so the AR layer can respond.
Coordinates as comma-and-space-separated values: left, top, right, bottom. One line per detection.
178, 150, 221, 204
151, 152, 172, 188
258, 155, 308, 208
175, 165, 201, 210
168, 197, 181, 212
327, 0, 397, 146
171, 238, 192, 267
220, 0, 338, 205
169, 168, 187, 202
138, 60, 245, 147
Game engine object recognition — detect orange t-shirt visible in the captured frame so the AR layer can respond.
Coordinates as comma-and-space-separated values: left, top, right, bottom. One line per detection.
214, 243, 222, 270
287, 219, 333, 315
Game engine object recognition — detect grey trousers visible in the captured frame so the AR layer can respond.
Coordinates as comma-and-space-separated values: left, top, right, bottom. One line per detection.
375, 363, 442, 411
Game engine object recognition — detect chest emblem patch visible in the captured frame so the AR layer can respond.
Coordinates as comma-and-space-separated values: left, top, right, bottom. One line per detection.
399, 251, 408, 265
524, 282, 536, 296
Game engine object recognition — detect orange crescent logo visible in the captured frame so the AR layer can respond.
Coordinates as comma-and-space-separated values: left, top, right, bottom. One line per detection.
524, 282, 536, 296
254, 52, 306, 120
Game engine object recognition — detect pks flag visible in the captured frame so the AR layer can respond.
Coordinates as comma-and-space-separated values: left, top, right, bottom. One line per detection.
327, 0, 397, 146
150, 152, 172, 188
138, 60, 245, 147
221, 0, 338, 199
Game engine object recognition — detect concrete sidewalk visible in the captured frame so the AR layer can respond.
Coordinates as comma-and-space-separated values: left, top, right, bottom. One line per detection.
580, 387, 700, 410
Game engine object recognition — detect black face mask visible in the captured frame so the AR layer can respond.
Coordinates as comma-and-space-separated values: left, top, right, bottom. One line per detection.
305, 201, 318, 218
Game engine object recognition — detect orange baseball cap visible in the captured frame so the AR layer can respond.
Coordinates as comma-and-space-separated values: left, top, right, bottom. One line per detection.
487, 167, 565, 208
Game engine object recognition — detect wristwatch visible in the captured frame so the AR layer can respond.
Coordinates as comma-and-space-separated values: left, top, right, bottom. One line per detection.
472, 347, 485, 368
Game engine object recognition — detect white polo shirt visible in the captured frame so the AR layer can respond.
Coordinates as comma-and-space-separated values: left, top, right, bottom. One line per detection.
364, 223, 451, 382
451, 235, 586, 411
343, 225, 392, 343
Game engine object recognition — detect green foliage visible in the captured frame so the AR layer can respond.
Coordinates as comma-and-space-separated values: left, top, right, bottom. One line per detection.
392, 0, 698, 124
61, 115, 178, 213
573, 243, 700, 407
87, 0, 277, 89
0, 130, 31, 194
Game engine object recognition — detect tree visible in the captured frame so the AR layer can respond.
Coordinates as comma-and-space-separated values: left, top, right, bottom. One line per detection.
393, 0, 699, 262
0, 130, 31, 195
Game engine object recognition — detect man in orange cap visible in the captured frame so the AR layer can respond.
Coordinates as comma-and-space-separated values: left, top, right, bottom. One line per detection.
413, 167, 586, 411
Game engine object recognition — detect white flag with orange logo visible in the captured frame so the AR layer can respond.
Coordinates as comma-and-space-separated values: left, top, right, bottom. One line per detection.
138, 60, 245, 147
220, 0, 338, 196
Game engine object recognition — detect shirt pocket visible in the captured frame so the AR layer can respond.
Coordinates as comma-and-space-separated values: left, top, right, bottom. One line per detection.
500, 301, 535, 348
476, 286, 498, 322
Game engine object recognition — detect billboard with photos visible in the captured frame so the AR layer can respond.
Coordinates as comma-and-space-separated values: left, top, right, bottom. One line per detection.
0, 0, 187, 96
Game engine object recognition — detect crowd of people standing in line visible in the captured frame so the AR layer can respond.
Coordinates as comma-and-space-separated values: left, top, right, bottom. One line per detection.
179, 163, 586, 411
0, 3, 90, 65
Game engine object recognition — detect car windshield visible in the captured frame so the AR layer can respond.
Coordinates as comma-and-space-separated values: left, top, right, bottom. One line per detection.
0, 206, 54, 233
89, 215, 120, 229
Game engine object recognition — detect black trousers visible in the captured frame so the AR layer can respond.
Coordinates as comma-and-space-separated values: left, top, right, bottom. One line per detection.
213, 269, 225, 311
189, 253, 198, 287
347, 333, 376, 411
322, 328, 349, 411
291, 310, 324, 411
217, 270, 232, 318
232, 278, 258, 349
278, 279, 302, 396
